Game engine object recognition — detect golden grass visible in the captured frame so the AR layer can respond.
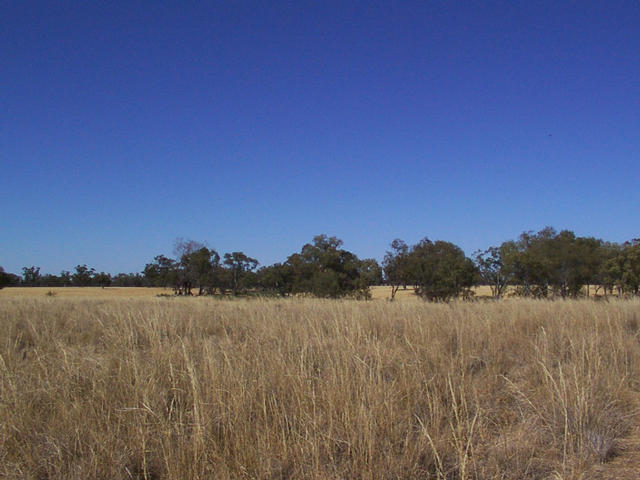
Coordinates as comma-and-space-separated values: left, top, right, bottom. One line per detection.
0, 286, 173, 298
1, 297, 639, 479
0, 285, 492, 300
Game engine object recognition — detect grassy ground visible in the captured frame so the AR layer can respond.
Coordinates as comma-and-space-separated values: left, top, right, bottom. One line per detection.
1, 296, 638, 479
0, 285, 493, 300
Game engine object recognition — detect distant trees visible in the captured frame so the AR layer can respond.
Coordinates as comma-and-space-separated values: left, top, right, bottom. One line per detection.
283, 235, 377, 298
143, 255, 177, 288
475, 227, 636, 299
22, 266, 41, 286
0, 267, 20, 288
140, 239, 263, 296
474, 246, 509, 298
382, 239, 411, 301
140, 235, 378, 298
94, 272, 112, 288
5, 228, 640, 299
72, 264, 95, 287
111, 273, 145, 287
615, 239, 640, 295
410, 239, 477, 301
256, 263, 294, 297
384, 238, 477, 301
223, 252, 259, 295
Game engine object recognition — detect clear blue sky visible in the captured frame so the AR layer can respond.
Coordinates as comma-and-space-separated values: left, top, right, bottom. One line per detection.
2, 1, 639, 275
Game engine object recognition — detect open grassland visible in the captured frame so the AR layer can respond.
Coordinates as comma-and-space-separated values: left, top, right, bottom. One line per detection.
1, 297, 639, 479
0, 285, 493, 300
0, 286, 173, 299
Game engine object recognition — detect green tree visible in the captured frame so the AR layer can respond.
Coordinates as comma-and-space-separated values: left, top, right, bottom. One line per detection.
173, 239, 208, 295
111, 273, 145, 287
409, 239, 477, 301
60, 270, 72, 287
181, 246, 220, 295
143, 255, 177, 288
256, 263, 294, 297
286, 235, 371, 298
223, 252, 259, 295
0, 267, 20, 289
474, 245, 510, 298
618, 240, 640, 295
358, 258, 383, 287
382, 239, 412, 300
72, 264, 95, 286
22, 266, 41, 286
94, 272, 112, 288
595, 243, 623, 296
501, 228, 607, 298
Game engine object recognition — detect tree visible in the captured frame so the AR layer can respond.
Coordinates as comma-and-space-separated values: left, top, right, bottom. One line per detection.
499, 228, 607, 298
111, 273, 145, 287
22, 266, 41, 286
595, 243, 622, 297
72, 264, 95, 286
358, 258, 383, 288
223, 252, 259, 295
383, 239, 412, 300
409, 239, 477, 301
286, 235, 372, 298
173, 239, 208, 295
60, 270, 72, 287
94, 272, 112, 288
501, 229, 556, 298
188, 247, 221, 295
143, 255, 177, 288
617, 240, 640, 295
474, 246, 510, 298
0, 267, 20, 289
257, 263, 294, 297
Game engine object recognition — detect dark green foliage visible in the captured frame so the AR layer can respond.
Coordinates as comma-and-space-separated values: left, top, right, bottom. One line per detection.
474, 246, 509, 298
94, 272, 112, 288
72, 264, 95, 286
0, 267, 20, 288
59, 270, 72, 286
223, 252, 259, 295
111, 273, 145, 287
499, 228, 608, 298
285, 235, 374, 298
614, 240, 640, 295
382, 239, 411, 300
22, 266, 41, 286
9, 228, 640, 300
257, 263, 294, 297
174, 242, 221, 295
143, 255, 176, 288
358, 258, 383, 288
409, 239, 477, 301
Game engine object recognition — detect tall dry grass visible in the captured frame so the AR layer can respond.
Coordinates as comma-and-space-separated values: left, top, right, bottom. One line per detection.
1, 297, 639, 479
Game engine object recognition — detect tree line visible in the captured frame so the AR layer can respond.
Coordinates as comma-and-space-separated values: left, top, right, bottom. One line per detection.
2, 228, 639, 300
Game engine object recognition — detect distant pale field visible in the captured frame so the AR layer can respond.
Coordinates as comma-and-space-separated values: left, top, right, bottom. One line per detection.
0, 284, 604, 299
0, 286, 173, 298
0, 285, 496, 299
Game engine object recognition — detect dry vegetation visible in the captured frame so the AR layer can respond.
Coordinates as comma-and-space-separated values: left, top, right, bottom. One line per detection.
0, 285, 493, 300
1, 296, 639, 479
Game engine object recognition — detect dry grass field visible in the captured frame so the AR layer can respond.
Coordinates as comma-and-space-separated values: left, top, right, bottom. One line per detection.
1, 296, 639, 479
0, 285, 491, 300
0, 286, 173, 299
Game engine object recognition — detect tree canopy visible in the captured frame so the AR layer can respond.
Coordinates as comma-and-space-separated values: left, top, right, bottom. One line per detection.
6, 228, 640, 300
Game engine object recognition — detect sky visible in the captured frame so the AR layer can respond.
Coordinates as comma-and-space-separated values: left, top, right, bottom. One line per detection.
2, 1, 639, 275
